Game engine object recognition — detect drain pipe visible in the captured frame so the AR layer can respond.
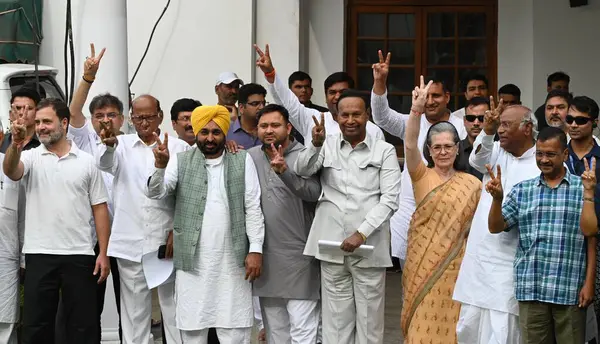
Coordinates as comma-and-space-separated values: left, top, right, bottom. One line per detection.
250, 0, 257, 83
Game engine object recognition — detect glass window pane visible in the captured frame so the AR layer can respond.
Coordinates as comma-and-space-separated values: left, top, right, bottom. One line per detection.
428, 40, 455, 66
358, 13, 385, 37
427, 68, 456, 93
458, 40, 487, 65
389, 41, 415, 65
388, 14, 415, 38
357, 40, 385, 64
427, 13, 455, 38
458, 13, 486, 38
357, 67, 374, 91
388, 69, 415, 93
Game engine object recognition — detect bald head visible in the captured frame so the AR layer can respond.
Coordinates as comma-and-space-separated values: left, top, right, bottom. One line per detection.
132, 94, 161, 114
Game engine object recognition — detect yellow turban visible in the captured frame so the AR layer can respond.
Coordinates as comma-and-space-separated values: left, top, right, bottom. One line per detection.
191, 105, 231, 136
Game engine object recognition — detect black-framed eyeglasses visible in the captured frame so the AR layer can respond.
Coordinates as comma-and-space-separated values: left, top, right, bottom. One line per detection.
465, 115, 485, 123
565, 115, 593, 125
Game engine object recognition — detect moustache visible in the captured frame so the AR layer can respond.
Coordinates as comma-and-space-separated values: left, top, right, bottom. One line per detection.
184, 125, 193, 131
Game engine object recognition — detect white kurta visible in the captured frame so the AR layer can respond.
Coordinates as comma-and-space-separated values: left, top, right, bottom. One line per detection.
175, 155, 256, 331
0, 153, 20, 324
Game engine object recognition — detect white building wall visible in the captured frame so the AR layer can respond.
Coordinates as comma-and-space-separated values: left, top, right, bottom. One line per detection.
532, 0, 600, 106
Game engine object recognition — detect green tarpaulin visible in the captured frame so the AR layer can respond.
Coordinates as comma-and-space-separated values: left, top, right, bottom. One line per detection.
0, 0, 43, 63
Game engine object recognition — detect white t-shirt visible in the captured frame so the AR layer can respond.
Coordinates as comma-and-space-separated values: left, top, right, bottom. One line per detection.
20, 142, 108, 256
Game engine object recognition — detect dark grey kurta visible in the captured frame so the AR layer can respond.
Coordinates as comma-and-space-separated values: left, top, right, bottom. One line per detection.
248, 140, 321, 300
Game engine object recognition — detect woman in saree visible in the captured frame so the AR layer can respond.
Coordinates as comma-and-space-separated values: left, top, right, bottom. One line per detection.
401, 77, 482, 343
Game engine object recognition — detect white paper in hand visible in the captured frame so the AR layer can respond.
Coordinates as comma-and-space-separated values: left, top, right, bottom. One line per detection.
318, 240, 374, 258
142, 250, 175, 289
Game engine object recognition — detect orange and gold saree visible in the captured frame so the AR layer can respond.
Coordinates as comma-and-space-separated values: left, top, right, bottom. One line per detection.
401, 172, 481, 344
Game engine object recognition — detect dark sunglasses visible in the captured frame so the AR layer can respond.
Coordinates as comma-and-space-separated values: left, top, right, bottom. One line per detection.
465, 115, 485, 123
565, 115, 593, 125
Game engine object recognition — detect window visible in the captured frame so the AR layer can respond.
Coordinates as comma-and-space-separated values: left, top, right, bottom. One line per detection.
347, 1, 497, 114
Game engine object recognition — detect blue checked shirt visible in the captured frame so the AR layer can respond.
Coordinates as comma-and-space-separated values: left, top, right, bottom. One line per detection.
502, 170, 587, 305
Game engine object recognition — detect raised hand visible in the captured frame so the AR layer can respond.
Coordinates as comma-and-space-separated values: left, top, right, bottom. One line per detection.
582, 157, 597, 191
411, 75, 433, 114
153, 133, 170, 168
269, 143, 287, 174
99, 121, 117, 147
372, 50, 391, 83
10, 118, 27, 149
84, 43, 106, 80
254, 44, 274, 74
485, 164, 504, 201
311, 113, 326, 147
483, 96, 504, 135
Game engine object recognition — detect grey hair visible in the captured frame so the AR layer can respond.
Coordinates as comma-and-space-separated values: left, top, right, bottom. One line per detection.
423, 121, 467, 171
519, 110, 538, 139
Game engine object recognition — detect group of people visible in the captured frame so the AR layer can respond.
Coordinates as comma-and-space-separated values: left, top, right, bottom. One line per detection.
0, 40, 599, 344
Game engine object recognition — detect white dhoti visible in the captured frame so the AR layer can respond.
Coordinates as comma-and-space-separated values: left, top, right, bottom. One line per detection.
0, 323, 17, 344
175, 158, 253, 339
456, 304, 521, 344
260, 297, 319, 344
117, 258, 181, 344
181, 327, 251, 344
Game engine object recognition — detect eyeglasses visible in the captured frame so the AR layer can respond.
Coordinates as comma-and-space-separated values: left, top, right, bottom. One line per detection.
429, 143, 457, 154
535, 151, 560, 159
565, 115, 593, 125
131, 114, 160, 123
176, 116, 192, 123
465, 115, 485, 123
245, 101, 268, 107
93, 112, 119, 120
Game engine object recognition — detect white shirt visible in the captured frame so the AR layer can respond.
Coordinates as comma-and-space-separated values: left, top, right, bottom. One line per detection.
67, 120, 115, 218
19, 142, 108, 255
97, 133, 191, 262
452, 107, 466, 119
453, 132, 539, 315
267, 74, 385, 145
0, 153, 20, 259
371, 90, 467, 259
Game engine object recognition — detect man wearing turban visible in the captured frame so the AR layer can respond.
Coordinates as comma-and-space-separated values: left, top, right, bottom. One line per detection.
146, 105, 265, 344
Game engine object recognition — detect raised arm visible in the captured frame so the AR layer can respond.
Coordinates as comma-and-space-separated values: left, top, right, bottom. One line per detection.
294, 114, 326, 177
405, 76, 432, 179
70, 43, 106, 129
486, 165, 511, 233
2, 120, 27, 181
255, 44, 318, 138
269, 143, 322, 202
147, 133, 178, 199
580, 157, 598, 237
470, 96, 503, 173
371, 50, 409, 138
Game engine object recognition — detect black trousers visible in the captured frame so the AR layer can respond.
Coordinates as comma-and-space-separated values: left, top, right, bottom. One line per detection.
55, 245, 122, 343
22, 254, 98, 344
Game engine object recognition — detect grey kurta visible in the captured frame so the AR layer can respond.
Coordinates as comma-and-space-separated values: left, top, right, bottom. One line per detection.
248, 140, 321, 300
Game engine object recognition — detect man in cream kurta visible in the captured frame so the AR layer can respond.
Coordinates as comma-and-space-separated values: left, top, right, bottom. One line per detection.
146, 105, 264, 344
295, 90, 401, 344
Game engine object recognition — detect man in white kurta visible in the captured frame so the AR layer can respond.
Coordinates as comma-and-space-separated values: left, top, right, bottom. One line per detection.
453, 105, 539, 343
146, 105, 264, 344
0, 129, 21, 344
97, 95, 189, 344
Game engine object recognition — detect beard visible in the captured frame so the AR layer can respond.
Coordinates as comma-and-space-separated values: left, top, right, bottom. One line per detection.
197, 139, 226, 157
39, 129, 64, 147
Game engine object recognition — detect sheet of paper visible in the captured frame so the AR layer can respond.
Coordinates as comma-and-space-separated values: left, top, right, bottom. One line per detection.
141, 250, 174, 289
318, 240, 374, 258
